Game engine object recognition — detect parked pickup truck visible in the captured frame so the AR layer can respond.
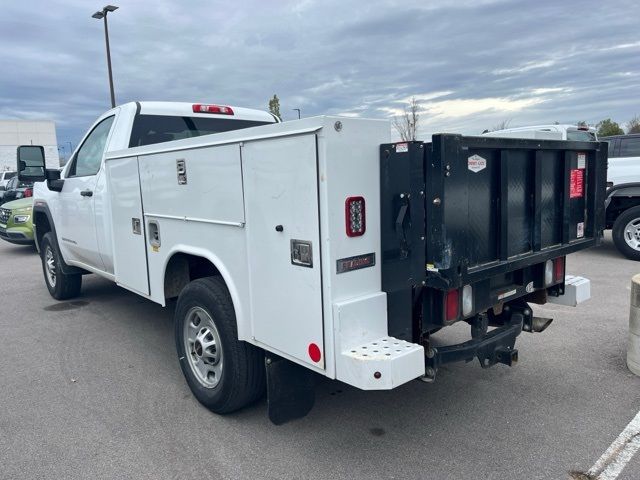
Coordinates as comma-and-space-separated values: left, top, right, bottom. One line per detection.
18, 102, 607, 424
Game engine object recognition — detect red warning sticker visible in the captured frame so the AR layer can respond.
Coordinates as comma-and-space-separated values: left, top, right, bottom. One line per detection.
570, 169, 584, 198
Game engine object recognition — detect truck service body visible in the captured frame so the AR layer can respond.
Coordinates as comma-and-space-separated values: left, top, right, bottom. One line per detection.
20, 102, 607, 423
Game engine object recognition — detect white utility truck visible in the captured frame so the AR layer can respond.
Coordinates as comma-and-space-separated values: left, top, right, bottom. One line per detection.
18, 102, 607, 424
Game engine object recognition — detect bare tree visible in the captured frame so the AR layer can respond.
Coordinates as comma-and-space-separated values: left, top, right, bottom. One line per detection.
393, 97, 420, 141
490, 119, 512, 132
628, 115, 640, 134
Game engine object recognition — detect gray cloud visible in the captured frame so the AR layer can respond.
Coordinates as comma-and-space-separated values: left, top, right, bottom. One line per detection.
1, 0, 638, 149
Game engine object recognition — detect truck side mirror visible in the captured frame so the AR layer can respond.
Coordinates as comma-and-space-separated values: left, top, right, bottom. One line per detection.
17, 145, 46, 182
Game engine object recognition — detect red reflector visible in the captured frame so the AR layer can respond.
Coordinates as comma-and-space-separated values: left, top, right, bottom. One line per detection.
345, 196, 366, 237
23, 188, 32, 198
570, 169, 584, 198
308, 343, 322, 363
192, 104, 234, 115
445, 289, 459, 322
554, 257, 565, 283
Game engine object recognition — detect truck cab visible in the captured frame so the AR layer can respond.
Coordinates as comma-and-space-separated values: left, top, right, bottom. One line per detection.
600, 134, 640, 259
34, 102, 277, 275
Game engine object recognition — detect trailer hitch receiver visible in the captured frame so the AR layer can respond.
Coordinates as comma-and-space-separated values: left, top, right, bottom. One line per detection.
424, 313, 524, 380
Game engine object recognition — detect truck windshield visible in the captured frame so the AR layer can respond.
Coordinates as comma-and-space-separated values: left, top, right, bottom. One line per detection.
567, 130, 596, 141
129, 115, 272, 147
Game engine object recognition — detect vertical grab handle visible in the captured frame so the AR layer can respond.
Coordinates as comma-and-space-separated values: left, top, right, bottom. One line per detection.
395, 194, 410, 259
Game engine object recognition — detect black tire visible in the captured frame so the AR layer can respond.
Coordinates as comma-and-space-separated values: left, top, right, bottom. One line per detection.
612, 206, 640, 261
175, 276, 265, 414
40, 232, 82, 300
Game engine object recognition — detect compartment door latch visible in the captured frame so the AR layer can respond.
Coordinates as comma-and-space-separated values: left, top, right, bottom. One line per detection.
291, 239, 313, 268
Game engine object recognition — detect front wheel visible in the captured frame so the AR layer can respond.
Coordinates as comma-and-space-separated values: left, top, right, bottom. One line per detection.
612, 206, 640, 261
40, 232, 82, 300
175, 276, 265, 414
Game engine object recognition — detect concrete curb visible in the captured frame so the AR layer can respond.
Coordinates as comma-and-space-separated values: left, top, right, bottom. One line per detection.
628, 274, 640, 376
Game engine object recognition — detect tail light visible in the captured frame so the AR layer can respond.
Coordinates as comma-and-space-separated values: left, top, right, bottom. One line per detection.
445, 289, 459, 322
23, 188, 33, 198
545, 257, 565, 286
345, 196, 366, 237
554, 257, 565, 283
192, 104, 234, 115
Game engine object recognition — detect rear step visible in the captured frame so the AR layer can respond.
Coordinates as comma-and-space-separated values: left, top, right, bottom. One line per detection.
338, 337, 424, 390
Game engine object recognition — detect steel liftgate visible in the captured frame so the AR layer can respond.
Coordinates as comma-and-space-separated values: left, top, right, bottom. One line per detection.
380, 135, 607, 376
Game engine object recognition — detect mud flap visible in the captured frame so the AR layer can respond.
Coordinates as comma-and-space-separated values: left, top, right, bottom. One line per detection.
265, 353, 315, 425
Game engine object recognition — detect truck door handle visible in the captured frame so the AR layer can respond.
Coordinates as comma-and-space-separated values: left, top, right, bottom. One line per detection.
80, 190, 93, 197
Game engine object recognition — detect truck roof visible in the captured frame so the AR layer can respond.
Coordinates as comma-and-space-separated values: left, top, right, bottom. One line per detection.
490, 124, 597, 133
131, 101, 278, 123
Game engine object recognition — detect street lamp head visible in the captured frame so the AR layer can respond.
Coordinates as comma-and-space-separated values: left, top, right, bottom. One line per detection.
92, 11, 104, 19
104, 5, 118, 12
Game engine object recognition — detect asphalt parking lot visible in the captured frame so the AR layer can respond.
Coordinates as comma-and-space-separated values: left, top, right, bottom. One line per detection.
0, 233, 639, 480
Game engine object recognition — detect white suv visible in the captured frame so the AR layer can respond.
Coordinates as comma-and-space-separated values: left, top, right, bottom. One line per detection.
0, 170, 17, 202
0, 170, 16, 189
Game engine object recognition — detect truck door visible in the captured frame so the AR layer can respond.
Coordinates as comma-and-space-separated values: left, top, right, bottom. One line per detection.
58, 115, 116, 270
242, 134, 325, 369
104, 156, 149, 296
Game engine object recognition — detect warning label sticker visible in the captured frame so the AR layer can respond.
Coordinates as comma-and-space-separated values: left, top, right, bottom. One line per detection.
570, 169, 584, 198
468, 154, 487, 173
577, 152, 586, 169
395, 143, 408, 153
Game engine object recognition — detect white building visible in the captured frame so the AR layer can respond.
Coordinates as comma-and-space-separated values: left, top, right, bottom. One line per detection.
0, 120, 60, 172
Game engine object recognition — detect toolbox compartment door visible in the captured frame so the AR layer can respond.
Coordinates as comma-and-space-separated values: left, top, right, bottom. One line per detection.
106, 156, 150, 296
242, 134, 324, 369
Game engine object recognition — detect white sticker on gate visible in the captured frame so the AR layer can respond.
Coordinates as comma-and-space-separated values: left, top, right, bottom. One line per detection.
468, 154, 487, 173
395, 143, 408, 153
577, 222, 584, 238
577, 152, 586, 169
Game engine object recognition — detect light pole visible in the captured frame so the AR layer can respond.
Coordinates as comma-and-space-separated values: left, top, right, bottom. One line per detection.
92, 5, 118, 108
293, 108, 301, 119
66, 141, 74, 154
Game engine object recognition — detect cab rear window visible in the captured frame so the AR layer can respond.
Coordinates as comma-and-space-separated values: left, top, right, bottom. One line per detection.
567, 130, 596, 141
129, 115, 271, 147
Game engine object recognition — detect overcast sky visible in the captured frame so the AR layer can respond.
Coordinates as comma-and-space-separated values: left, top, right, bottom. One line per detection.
1, 0, 639, 154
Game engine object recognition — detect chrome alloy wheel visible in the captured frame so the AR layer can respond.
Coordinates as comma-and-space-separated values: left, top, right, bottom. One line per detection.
183, 307, 223, 388
44, 246, 57, 288
624, 218, 640, 251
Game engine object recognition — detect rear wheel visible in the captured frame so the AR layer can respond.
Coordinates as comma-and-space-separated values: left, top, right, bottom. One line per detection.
613, 206, 640, 261
175, 276, 265, 414
40, 232, 82, 300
